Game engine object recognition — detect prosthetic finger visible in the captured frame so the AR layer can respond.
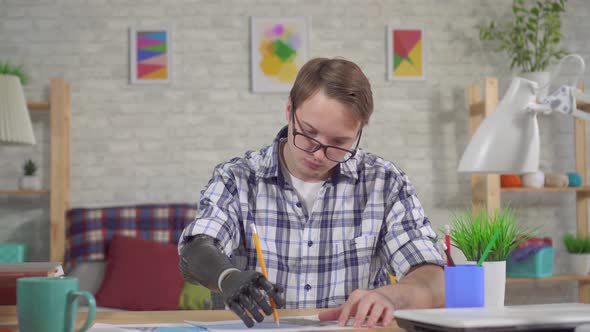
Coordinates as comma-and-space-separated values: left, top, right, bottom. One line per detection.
257, 277, 285, 308
249, 286, 272, 315
228, 300, 254, 328
239, 293, 264, 323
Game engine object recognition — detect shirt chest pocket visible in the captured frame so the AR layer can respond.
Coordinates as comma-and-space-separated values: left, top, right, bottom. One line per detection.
329, 235, 377, 305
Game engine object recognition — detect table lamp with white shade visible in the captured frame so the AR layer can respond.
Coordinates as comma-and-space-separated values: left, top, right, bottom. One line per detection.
0, 74, 35, 145
458, 54, 590, 174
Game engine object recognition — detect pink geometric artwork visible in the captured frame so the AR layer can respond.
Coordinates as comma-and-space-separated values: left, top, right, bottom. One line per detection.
129, 27, 173, 84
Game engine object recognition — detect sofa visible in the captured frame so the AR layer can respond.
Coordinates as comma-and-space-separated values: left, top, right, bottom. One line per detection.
65, 203, 214, 311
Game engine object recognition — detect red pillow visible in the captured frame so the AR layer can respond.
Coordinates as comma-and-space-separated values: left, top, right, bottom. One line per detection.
95, 234, 184, 310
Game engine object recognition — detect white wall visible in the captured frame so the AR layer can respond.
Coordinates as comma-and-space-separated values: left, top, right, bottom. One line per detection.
1, 0, 590, 304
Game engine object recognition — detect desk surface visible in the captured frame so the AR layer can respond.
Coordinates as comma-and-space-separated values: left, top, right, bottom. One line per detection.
0, 306, 404, 331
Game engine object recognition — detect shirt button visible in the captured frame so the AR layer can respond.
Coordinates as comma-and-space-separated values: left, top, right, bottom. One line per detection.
296, 202, 302, 208
307, 240, 313, 247
305, 284, 312, 291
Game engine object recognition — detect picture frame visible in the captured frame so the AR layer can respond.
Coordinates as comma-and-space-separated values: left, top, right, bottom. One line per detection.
129, 27, 173, 84
250, 17, 310, 93
386, 26, 426, 81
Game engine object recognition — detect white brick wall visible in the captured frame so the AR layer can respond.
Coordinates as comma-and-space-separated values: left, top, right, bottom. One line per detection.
1, 0, 590, 304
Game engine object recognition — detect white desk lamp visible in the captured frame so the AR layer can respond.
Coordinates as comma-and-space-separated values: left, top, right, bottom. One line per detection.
0, 74, 35, 145
458, 54, 590, 174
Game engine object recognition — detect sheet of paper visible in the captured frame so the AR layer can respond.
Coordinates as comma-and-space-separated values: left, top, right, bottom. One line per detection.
90, 323, 206, 332
186, 315, 355, 332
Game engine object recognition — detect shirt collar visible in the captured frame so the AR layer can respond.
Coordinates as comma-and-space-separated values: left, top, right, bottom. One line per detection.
256, 126, 359, 183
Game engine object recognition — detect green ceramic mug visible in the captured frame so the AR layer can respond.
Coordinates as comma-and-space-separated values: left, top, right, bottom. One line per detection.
17, 276, 96, 332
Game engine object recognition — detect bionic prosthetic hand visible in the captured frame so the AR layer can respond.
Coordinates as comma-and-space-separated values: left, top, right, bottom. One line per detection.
179, 234, 284, 328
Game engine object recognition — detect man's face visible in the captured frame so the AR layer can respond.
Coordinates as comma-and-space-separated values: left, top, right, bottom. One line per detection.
284, 90, 361, 182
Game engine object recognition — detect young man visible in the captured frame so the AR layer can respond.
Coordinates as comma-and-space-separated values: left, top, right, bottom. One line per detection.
179, 58, 445, 328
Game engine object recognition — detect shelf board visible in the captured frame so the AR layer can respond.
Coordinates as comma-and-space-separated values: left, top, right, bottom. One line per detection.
507, 274, 590, 283
0, 190, 50, 195
26, 101, 50, 111
577, 101, 590, 112
501, 186, 590, 193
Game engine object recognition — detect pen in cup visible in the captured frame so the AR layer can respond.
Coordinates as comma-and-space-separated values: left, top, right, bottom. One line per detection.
444, 225, 452, 266
445, 246, 456, 267
440, 239, 455, 267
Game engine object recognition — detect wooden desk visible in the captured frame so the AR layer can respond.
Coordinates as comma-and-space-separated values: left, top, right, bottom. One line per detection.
0, 306, 404, 331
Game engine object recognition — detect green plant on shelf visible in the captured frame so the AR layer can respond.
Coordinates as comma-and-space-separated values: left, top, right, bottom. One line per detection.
0, 62, 29, 85
563, 233, 590, 254
23, 159, 37, 177
479, 0, 568, 72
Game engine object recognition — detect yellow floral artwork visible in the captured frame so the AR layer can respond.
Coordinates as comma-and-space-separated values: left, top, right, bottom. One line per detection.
251, 17, 309, 93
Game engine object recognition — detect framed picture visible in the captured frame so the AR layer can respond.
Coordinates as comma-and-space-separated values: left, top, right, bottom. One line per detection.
250, 17, 310, 93
386, 26, 426, 81
129, 27, 173, 84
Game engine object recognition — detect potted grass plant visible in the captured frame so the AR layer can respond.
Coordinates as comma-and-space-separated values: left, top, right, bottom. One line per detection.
479, 0, 568, 98
563, 233, 590, 275
448, 207, 534, 307
19, 159, 41, 190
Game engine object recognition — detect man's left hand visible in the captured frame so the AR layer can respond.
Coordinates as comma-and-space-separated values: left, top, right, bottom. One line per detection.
318, 264, 444, 328
318, 289, 396, 328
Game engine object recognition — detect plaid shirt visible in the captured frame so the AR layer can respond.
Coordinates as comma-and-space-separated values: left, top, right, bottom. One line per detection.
179, 127, 444, 308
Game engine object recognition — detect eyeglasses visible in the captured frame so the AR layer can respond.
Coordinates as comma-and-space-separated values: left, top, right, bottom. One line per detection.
291, 110, 362, 163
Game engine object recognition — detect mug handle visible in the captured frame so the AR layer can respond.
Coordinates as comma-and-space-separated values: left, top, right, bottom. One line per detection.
66, 290, 96, 332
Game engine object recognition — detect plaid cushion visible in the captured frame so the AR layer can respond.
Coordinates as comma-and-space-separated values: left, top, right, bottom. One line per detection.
66, 204, 197, 267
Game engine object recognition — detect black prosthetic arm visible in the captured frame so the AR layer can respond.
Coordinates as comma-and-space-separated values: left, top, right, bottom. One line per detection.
179, 234, 284, 328
178, 234, 236, 291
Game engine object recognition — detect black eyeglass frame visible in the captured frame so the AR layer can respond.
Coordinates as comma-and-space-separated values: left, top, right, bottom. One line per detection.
290, 109, 363, 163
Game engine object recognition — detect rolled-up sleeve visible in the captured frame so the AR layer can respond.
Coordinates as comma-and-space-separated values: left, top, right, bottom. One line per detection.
178, 165, 242, 257
380, 174, 444, 280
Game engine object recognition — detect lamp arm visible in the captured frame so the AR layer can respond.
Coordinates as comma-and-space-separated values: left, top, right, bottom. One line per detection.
527, 102, 590, 122
547, 54, 586, 89
534, 87, 590, 121
527, 102, 553, 115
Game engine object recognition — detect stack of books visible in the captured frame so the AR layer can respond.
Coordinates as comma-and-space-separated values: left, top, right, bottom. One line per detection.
0, 262, 63, 305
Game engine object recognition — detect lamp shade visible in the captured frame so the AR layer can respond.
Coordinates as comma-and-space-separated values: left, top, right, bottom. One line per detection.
458, 77, 540, 174
0, 74, 35, 145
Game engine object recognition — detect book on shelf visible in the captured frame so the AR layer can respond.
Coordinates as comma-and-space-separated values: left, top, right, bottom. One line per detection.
0, 262, 63, 305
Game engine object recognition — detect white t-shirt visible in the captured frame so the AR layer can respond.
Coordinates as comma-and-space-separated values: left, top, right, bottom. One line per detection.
279, 139, 325, 213
287, 173, 324, 213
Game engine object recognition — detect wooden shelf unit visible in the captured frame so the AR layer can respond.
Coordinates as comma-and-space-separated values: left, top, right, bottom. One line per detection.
0, 79, 71, 263
502, 187, 590, 193
507, 275, 590, 283
0, 190, 50, 195
467, 78, 590, 304
26, 101, 50, 111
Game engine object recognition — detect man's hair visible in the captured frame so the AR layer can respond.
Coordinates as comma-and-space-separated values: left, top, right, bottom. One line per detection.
289, 58, 374, 126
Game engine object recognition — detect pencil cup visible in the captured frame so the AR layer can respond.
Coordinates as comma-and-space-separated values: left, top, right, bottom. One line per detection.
445, 265, 484, 308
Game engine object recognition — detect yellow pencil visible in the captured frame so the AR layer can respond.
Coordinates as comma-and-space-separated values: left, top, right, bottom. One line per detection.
250, 223, 280, 327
